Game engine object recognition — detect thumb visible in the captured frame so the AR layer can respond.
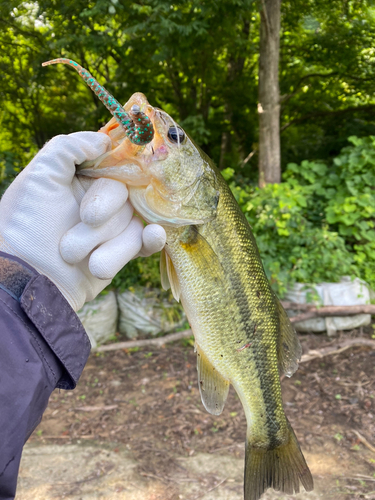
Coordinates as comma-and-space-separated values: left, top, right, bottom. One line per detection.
26, 132, 111, 186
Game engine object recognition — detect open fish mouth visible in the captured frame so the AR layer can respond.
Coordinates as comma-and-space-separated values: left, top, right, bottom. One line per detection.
75, 98, 172, 187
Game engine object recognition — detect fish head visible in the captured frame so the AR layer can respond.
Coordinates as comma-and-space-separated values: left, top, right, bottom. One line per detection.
131, 107, 220, 226
79, 96, 220, 227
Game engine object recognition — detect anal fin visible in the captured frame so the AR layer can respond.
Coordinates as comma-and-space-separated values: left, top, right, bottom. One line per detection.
196, 345, 230, 416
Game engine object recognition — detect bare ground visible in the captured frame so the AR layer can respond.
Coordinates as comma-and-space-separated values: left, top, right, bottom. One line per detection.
17, 327, 375, 500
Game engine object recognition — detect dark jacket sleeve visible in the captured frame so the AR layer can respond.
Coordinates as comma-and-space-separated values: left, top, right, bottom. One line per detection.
0, 252, 91, 500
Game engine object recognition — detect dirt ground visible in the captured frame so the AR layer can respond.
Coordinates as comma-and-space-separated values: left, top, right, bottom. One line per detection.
17, 327, 375, 500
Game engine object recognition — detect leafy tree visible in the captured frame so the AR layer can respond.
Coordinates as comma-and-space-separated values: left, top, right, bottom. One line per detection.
280, 0, 375, 166
2, 0, 375, 182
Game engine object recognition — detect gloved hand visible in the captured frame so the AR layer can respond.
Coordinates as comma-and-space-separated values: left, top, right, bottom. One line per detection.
0, 132, 166, 311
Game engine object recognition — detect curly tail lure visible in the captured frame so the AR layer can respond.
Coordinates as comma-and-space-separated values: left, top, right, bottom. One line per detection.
42, 58, 154, 145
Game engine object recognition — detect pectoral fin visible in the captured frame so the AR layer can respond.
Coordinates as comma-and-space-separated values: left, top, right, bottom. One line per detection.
196, 345, 230, 416
275, 296, 302, 377
179, 226, 226, 280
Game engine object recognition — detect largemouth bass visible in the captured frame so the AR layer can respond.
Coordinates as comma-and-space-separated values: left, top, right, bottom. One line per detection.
44, 59, 314, 500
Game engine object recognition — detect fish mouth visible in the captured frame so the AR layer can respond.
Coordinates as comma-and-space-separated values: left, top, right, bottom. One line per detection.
77, 94, 169, 176
100, 92, 155, 142
99, 94, 169, 157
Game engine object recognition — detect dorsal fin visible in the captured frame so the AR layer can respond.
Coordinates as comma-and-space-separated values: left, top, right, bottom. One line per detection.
275, 296, 302, 377
196, 344, 230, 416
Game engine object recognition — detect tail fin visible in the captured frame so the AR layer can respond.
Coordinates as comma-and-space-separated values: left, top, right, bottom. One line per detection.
244, 425, 313, 500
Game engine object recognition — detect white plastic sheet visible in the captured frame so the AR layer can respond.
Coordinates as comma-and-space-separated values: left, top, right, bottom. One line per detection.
285, 277, 371, 336
77, 291, 118, 348
117, 288, 186, 339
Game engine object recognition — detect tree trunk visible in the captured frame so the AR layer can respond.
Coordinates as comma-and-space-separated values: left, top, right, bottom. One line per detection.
258, 0, 281, 187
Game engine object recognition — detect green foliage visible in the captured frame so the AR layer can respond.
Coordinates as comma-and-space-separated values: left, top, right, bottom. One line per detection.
290, 136, 375, 288
0, 0, 258, 173
226, 134, 375, 294
110, 252, 162, 293
281, 0, 375, 166
228, 174, 355, 296
0, 152, 22, 196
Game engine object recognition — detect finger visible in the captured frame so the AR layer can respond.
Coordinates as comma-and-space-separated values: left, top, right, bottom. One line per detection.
137, 224, 167, 257
89, 217, 144, 280
30, 132, 111, 185
71, 176, 96, 204
60, 201, 133, 264
80, 178, 129, 227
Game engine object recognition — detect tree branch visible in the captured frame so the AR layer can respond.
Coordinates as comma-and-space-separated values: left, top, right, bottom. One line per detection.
300, 338, 375, 363
285, 304, 375, 324
0, 39, 38, 52
95, 329, 193, 352
280, 71, 375, 107
281, 104, 375, 133
352, 430, 375, 454
260, 0, 271, 36
241, 148, 258, 166
95, 331, 375, 363
280, 301, 316, 310
280, 72, 339, 104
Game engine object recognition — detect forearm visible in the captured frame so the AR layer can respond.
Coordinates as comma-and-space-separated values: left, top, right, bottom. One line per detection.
0, 252, 90, 499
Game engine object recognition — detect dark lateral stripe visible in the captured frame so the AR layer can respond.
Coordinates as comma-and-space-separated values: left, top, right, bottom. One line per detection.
212, 194, 283, 449
229, 266, 283, 448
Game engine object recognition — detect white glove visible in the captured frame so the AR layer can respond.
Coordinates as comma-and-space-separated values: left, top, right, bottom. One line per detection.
0, 132, 166, 311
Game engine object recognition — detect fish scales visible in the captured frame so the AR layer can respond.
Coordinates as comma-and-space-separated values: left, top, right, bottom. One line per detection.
50, 61, 314, 499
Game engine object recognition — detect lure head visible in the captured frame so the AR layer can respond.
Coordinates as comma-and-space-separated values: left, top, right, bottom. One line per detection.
80, 94, 220, 227
99, 92, 156, 148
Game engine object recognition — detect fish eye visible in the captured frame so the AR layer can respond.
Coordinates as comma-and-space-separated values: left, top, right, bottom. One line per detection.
167, 126, 185, 144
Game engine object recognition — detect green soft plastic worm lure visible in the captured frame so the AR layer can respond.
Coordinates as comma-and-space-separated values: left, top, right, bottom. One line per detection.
42, 58, 154, 145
